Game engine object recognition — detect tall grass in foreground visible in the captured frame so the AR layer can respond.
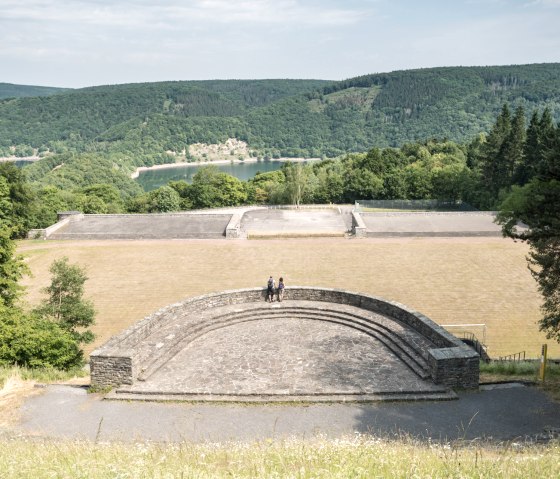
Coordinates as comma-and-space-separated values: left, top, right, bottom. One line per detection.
0, 365, 87, 389
0, 437, 558, 479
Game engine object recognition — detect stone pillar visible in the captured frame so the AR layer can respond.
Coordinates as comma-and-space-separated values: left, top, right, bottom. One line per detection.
428, 346, 480, 389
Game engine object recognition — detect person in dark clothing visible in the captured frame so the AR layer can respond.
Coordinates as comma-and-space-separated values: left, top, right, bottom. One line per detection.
277, 277, 285, 302
267, 276, 275, 302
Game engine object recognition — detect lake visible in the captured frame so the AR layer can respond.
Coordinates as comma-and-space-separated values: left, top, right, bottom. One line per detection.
136, 160, 311, 191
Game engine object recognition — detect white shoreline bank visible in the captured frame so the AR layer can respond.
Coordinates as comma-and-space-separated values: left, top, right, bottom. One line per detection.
130, 157, 322, 179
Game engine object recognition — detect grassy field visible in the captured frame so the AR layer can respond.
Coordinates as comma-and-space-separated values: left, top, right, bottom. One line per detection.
17, 236, 559, 358
0, 436, 558, 478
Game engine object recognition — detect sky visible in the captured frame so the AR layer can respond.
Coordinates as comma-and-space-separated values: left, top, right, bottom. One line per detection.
1, 0, 559, 88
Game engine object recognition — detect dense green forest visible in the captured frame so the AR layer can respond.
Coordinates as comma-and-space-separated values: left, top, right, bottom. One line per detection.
1, 64, 559, 163
0, 83, 68, 100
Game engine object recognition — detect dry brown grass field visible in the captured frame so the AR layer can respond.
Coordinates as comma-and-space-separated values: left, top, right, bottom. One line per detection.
17, 236, 560, 359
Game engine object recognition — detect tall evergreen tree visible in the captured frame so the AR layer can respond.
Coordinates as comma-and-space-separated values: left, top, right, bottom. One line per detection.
537, 107, 558, 177
501, 106, 526, 186
516, 110, 541, 185
481, 104, 511, 196
498, 123, 560, 342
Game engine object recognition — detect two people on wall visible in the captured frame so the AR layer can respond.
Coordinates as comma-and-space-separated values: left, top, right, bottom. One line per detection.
266, 276, 285, 302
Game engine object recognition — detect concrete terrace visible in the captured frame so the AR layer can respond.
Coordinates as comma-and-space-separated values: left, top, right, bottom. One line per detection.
32, 207, 505, 240
45, 213, 232, 240
359, 212, 503, 237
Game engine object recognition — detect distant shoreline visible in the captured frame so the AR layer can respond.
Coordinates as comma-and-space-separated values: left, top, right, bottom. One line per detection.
130, 157, 321, 179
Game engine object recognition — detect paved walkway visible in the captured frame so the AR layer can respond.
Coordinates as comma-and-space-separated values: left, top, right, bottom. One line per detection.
12, 384, 560, 443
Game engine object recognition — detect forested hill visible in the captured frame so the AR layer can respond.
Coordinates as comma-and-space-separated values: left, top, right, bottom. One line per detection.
0, 82, 69, 99
1, 64, 560, 161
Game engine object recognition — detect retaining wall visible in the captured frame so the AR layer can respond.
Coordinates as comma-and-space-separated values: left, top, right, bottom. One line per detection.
90, 287, 479, 390
351, 211, 367, 238
27, 212, 85, 239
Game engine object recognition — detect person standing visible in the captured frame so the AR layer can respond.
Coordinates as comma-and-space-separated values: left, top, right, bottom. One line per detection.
267, 276, 275, 302
277, 277, 285, 302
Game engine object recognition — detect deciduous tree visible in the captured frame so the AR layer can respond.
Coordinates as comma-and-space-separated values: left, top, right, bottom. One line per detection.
34, 257, 96, 345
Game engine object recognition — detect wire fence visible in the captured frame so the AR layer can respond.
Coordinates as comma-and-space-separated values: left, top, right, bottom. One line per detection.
354, 199, 478, 212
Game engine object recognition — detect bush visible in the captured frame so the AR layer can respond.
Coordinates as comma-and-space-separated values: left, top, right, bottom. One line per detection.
0, 307, 83, 370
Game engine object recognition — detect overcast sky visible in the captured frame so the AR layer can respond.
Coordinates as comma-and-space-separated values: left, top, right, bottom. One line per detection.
1, 0, 559, 88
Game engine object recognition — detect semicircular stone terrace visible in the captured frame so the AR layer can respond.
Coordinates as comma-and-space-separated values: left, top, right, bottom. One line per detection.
91, 287, 479, 402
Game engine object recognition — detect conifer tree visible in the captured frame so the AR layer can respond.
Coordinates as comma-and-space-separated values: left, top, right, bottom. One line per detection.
501, 105, 526, 186
498, 123, 560, 342
516, 110, 541, 185
537, 107, 557, 177
481, 104, 511, 196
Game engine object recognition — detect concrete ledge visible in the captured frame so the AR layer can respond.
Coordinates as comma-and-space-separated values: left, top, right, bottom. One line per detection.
225, 213, 242, 239
351, 211, 367, 238
91, 287, 479, 391
365, 231, 502, 238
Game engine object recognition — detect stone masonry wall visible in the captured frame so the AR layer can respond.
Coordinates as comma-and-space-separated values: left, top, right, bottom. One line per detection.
90, 287, 479, 390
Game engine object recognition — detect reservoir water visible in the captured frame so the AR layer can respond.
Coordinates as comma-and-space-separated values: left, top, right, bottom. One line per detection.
136, 160, 308, 191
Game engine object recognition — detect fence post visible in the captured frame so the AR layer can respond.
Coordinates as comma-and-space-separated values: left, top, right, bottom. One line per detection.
539, 344, 548, 383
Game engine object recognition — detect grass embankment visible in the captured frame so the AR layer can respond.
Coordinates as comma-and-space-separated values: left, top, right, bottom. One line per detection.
0, 437, 558, 479
481, 360, 560, 400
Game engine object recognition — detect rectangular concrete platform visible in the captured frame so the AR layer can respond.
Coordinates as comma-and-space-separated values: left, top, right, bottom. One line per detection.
48, 213, 231, 239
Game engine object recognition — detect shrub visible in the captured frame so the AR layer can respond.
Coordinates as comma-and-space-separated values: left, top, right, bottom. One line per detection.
0, 307, 83, 370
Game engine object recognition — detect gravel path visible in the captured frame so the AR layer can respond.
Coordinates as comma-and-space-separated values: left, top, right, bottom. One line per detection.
11, 383, 560, 443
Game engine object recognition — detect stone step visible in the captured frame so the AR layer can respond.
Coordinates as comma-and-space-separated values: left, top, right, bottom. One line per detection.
246, 231, 346, 239
137, 304, 432, 382
210, 307, 432, 378
137, 306, 431, 381
107, 389, 457, 403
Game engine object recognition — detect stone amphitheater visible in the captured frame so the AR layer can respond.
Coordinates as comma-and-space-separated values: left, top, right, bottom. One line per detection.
91, 287, 479, 402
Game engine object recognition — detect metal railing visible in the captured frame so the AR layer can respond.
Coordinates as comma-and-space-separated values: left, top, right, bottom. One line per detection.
441, 324, 487, 345
497, 351, 526, 362
441, 324, 489, 361
354, 199, 478, 212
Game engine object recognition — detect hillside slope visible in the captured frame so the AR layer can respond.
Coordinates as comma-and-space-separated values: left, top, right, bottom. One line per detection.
2, 64, 559, 160
0, 83, 68, 99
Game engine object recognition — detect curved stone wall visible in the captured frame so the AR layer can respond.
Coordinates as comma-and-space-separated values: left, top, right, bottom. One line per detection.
90, 287, 479, 391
